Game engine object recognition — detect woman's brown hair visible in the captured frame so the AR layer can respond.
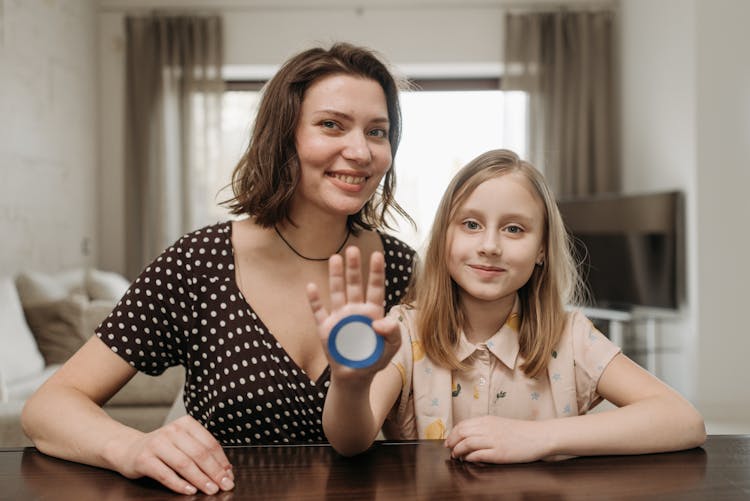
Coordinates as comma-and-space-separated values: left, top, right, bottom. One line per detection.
224, 42, 411, 232
415, 149, 584, 378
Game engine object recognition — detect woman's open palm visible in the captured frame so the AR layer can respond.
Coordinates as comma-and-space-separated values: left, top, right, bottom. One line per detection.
306, 246, 401, 380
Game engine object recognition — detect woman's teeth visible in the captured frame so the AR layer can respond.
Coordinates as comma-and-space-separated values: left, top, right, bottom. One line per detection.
331, 173, 366, 185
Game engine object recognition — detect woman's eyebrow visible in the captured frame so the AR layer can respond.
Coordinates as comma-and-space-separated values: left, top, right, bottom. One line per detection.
312, 109, 389, 124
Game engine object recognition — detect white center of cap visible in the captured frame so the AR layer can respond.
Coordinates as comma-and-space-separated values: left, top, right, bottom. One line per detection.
334, 321, 377, 361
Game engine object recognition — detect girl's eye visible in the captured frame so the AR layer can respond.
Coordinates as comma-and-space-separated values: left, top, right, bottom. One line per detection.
505, 225, 524, 234
463, 220, 481, 231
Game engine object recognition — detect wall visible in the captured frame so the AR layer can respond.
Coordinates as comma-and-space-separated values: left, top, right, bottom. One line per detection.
618, 0, 697, 397
694, 0, 750, 420
620, 0, 750, 420
0, 0, 98, 276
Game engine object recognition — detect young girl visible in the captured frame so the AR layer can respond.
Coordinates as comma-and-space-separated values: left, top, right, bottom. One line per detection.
307, 149, 705, 462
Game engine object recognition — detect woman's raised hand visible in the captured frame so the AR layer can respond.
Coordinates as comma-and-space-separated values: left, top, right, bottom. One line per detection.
112, 415, 234, 495
306, 246, 401, 379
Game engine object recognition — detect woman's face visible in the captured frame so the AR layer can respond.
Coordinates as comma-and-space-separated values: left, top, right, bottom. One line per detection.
293, 73, 392, 219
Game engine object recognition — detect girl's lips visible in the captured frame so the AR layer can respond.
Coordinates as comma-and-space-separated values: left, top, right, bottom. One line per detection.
470, 264, 505, 272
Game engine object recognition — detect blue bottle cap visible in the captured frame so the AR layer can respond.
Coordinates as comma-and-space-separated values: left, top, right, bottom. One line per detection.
328, 314, 384, 369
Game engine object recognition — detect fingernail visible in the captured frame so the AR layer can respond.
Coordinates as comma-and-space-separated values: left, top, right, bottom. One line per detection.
226, 467, 235, 481
221, 476, 235, 490
205, 481, 219, 495
185, 484, 197, 495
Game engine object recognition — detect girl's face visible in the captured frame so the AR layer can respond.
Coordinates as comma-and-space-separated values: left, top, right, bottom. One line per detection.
293, 73, 392, 219
446, 173, 546, 308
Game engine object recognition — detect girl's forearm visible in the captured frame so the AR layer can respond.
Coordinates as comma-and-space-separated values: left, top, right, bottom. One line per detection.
322, 378, 381, 456
546, 394, 706, 458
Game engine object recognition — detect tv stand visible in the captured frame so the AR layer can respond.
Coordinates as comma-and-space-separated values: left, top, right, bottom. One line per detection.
579, 307, 661, 374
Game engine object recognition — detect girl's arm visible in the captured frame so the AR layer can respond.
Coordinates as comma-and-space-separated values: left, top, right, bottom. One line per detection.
445, 353, 706, 463
22, 336, 233, 495
550, 352, 706, 456
307, 246, 404, 456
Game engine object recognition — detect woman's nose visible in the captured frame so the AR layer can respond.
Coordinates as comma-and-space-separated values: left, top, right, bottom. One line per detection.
342, 132, 372, 165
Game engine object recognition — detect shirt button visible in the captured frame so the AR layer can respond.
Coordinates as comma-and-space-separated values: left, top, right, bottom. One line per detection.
478, 377, 486, 386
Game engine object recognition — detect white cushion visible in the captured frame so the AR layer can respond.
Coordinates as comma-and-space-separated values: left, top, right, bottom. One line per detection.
86, 269, 129, 301
0, 277, 45, 384
15, 269, 86, 308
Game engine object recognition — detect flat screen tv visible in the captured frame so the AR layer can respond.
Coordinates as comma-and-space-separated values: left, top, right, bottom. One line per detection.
557, 191, 684, 311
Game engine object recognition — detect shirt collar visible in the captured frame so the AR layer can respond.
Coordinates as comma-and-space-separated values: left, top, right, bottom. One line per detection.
455, 295, 521, 370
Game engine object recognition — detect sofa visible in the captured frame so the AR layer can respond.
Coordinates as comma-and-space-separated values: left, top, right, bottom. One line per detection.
0, 268, 183, 447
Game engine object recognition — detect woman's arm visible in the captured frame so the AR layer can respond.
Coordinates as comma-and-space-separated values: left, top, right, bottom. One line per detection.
445, 354, 706, 463
307, 246, 404, 456
22, 336, 234, 495
322, 363, 403, 456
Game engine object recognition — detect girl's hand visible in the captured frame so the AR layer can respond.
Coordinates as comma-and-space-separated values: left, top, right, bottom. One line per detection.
306, 246, 401, 382
444, 415, 554, 464
112, 415, 234, 495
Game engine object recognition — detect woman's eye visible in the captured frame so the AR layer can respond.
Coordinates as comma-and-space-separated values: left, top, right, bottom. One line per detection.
321, 120, 339, 129
369, 128, 388, 138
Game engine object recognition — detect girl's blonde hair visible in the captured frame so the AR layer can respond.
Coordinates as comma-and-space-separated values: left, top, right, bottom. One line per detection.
415, 149, 584, 378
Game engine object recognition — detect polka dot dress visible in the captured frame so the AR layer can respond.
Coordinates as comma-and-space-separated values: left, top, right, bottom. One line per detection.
96, 222, 415, 445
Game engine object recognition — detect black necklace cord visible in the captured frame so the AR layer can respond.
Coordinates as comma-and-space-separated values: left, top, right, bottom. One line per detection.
274, 225, 351, 262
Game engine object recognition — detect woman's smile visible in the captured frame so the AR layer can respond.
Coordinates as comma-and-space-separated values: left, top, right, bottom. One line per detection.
326, 171, 370, 192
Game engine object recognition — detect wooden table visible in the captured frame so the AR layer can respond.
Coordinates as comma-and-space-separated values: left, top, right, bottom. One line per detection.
1, 436, 748, 500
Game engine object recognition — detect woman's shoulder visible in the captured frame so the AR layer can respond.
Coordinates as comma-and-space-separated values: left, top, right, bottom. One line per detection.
377, 231, 417, 273
145, 221, 234, 277
165, 221, 233, 255
377, 231, 416, 256
177, 221, 233, 246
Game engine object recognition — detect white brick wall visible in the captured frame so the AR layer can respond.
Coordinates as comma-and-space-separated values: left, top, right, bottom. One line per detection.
0, 0, 97, 275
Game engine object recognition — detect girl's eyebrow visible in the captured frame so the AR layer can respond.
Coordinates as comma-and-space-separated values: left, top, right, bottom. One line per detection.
456, 207, 536, 224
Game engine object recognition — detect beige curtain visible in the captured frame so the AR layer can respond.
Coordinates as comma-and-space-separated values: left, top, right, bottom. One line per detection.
125, 15, 223, 278
502, 10, 619, 198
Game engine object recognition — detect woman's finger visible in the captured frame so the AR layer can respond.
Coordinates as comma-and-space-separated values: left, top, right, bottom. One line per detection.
328, 254, 346, 310
365, 251, 385, 308
344, 246, 364, 304
182, 418, 235, 485
306, 283, 330, 326
150, 436, 222, 495
139, 455, 201, 495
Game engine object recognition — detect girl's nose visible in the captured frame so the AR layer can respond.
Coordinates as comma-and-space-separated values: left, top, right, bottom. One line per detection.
342, 132, 372, 165
479, 232, 501, 255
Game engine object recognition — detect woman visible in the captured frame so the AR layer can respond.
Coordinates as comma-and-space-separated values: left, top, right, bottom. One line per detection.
22, 43, 416, 496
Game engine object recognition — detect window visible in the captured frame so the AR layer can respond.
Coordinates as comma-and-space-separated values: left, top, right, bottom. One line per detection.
392, 87, 527, 250
210, 81, 528, 251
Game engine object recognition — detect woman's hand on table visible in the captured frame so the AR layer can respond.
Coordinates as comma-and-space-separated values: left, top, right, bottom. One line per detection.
112, 415, 234, 495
